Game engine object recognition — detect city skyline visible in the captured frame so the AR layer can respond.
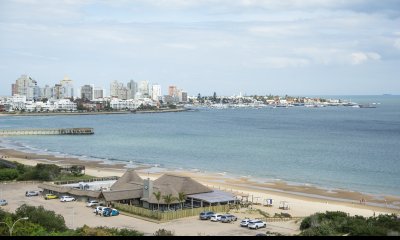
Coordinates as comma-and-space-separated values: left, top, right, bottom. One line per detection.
1, 0, 400, 96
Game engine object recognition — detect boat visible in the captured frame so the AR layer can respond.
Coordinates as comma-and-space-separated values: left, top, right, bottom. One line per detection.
358, 104, 376, 108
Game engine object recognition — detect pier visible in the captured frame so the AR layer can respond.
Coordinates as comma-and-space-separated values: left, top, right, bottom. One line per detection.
0, 128, 94, 136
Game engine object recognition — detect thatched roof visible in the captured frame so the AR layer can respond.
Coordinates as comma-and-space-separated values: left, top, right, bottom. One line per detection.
101, 189, 142, 201
38, 182, 70, 193
38, 183, 101, 198
153, 174, 212, 195
68, 188, 101, 198
110, 169, 143, 191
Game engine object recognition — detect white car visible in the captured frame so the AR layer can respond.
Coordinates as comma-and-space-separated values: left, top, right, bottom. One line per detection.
87, 200, 99, 207
60, 196, 76, 202
210, 213, 223, 222
240, 218, 252, 227
93, 206, 104, 215
248, 220, 266, 229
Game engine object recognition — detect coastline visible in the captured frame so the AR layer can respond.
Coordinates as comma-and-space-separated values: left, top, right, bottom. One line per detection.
1, 145, 399, 218
0, 108, 187, 117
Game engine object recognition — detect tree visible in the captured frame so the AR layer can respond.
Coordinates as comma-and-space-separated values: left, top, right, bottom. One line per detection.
153, 191, 162, 211
162, 194, 176, 211
197, 93, 201, 101
213, 92, 217, 102
14, 204, 67, 232
177, 192, 186, 210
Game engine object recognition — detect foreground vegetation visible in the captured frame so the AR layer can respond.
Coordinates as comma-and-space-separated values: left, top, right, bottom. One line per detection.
300, 211, 400, 236
0, 161, 94, 182
0, 205, 143, 236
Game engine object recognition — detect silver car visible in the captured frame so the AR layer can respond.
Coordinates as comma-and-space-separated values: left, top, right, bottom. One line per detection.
220, 214, 237, 223
0, 199, 8, 206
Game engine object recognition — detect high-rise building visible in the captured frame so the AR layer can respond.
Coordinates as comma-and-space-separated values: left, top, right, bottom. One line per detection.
11, 84, 18, 96
60, 76, 74, 99
40, 85, 53, 99
12, 74, 40, 100
93, 87, 105, 99
81, 85, 93, 101
168, 85, 177, 97
181, 91, 188, 102
151, 84, 162, 101
127, 80, 137, 100
110, 80, 128, 100
53, 84, 63, 99
138, 80, 149, 98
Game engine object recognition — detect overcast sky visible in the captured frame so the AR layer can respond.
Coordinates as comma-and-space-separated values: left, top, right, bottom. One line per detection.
1, 0, 399, 96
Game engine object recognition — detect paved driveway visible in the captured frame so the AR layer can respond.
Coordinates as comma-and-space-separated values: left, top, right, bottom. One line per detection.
0, 183, 300, 236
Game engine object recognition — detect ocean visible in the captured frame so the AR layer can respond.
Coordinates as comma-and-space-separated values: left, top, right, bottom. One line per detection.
1, 95, 399, 197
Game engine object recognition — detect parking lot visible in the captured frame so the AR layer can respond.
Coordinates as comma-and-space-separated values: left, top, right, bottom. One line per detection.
0, 182, 300, 236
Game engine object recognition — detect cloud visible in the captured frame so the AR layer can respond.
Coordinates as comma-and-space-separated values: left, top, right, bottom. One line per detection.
250, 57, 310, 69
393, 38, 400, 50
164, 43, 197, 50
350, 52, 381, 65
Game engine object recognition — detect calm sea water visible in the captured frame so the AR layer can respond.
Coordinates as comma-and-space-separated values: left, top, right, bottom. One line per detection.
0, 95, 399, 196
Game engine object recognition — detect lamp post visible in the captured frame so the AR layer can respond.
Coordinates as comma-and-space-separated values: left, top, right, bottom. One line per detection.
0, 217, 29, 236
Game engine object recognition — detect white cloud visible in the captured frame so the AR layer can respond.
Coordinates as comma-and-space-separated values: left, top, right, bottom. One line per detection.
251, 57, 310, 68
350, 52, 381, 65
164, 43, 197, 50
394, 39, 400, 50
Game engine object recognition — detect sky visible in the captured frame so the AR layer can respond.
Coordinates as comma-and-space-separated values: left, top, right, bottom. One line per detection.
0, 0, 399, 96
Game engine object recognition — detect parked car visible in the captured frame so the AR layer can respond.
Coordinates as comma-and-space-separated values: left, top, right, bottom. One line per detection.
199, 211, 215, 220
87, 200, 100, 207
102, 208, 119, 217
248, 220, 267, 229
94, 206, 104, 215
210, 213, 224, 222
44, 194, 58, 200
60, 196, 76, 202
25, 191, 41, 197
240, 218, 252, 227
220, 214, 237, 223
0, 199, 8, 206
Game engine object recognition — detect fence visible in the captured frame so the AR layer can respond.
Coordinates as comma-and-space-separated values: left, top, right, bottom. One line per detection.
264, 217, 304, 222
53, 176, 119, 185
113, 202, 231, 221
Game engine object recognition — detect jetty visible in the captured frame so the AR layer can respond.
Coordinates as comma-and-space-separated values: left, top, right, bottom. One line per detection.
0, 128, 94, 136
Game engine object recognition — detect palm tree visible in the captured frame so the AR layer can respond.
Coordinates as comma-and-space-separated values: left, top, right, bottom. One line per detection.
162, 194, 176, 211
178, 192, 186, 210
153, 191, 162, 211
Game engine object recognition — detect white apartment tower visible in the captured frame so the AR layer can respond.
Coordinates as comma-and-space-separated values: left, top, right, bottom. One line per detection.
110, 80, 128, 100
12, 74, 40, 101
60, 76, 74, 98
138, 80, 150, 98
151, 84, 162, 101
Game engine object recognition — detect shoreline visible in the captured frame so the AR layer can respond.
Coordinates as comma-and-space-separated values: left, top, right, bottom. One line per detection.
1, 146, 399, 217
0, 108, 187, 117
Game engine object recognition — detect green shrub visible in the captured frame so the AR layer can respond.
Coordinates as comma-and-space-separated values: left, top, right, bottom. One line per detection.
299, 211, 400, 236
154, 228, 174, 236
15, 204, 67, 232
0, 168, 19, 181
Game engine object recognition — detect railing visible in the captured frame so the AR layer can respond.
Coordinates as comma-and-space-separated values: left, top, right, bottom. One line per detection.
53, 176, 119, 185
0, 128, 94, 136
113, 202, 231, 221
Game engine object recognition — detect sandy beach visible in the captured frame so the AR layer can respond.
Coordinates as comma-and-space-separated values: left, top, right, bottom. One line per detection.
1, 147, 399, 220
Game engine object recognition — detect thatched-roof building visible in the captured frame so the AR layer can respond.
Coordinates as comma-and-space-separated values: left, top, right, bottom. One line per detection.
39, 170, 237, 210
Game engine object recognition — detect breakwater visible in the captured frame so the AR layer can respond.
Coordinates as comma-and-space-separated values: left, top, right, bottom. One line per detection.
0, 128, 94, 136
